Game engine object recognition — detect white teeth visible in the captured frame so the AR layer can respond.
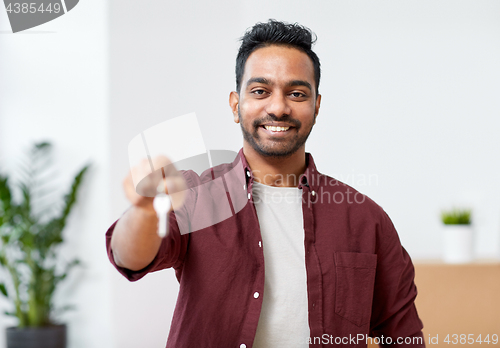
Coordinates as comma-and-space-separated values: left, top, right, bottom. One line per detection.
264, 126, 290, 132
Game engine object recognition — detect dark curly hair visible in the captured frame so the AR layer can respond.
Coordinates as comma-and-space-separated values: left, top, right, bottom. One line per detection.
235, 19, 321, 97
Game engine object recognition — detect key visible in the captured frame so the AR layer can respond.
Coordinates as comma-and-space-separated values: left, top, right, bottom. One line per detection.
153, 193, 171, 237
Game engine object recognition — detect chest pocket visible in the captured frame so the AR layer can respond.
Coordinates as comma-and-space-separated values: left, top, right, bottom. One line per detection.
334, 251, 377, 327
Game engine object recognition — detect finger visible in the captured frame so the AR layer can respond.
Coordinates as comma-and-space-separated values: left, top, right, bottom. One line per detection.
165, 176, 188, 210
151, 156, 173, 173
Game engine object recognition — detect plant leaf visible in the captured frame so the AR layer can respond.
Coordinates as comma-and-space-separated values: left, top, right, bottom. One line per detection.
54, 259, 81, 285
0, 142, 90, 328
60, 164, 91, 222
0, 283, 8, 297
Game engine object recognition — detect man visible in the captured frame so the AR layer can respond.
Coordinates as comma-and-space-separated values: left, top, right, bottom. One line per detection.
106, 20, 425, 347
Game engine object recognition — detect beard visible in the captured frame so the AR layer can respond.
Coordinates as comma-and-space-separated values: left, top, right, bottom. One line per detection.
238, 107, 315, 158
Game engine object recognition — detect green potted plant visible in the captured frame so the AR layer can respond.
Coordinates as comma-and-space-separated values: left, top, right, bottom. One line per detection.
441, 208, 473, 263
0, 142, 90, 348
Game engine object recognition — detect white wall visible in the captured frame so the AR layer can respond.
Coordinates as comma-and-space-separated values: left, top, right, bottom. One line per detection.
0, 0, 113, 347
1, 0, 499, 347
236, 0, 500, 260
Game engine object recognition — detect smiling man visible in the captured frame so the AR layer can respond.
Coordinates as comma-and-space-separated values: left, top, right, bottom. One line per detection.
106, 20, 425, 347
232, 44, 320, 160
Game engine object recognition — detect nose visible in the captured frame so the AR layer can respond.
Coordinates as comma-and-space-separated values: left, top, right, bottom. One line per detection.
264, 92, 291, 118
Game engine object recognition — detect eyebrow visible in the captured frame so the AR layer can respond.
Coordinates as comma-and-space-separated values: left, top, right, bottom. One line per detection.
246, 77, 271, 86
286, 80, 312, 91
246, 77, 312, 92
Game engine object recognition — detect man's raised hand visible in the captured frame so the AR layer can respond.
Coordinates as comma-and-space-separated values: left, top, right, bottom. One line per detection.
123, 156, 187, 212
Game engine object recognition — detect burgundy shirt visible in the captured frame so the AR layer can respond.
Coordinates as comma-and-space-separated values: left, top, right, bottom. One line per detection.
106, 149, 425, 347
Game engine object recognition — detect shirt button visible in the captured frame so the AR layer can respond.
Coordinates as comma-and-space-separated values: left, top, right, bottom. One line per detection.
240, 344, 247, 348
246, 170, 251, 177
243, 184, 246, 190
247, 193, 251, 200
253, 292, 260, 299
258, 241, 262, 247
311, 190, 316, 196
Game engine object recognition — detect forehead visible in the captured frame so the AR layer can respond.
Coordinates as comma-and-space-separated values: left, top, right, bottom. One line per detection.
242, 45, 315, 87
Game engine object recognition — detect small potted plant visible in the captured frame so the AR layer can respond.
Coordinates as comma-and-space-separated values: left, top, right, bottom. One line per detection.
0, 142, 89, 348
441, 208, 473, 263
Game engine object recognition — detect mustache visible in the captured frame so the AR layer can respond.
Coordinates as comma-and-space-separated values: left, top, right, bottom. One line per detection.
251, 114, 302, 128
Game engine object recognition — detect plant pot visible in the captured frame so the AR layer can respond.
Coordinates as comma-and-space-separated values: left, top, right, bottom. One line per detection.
6, 324, 66, 348
442, 225, 474, 263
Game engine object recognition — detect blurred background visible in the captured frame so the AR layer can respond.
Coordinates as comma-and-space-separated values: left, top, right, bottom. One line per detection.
0, 0, 499, 347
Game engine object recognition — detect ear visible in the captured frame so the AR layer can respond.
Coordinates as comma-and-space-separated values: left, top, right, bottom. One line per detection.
313, 94, 321, 125
229, 91, 240, 123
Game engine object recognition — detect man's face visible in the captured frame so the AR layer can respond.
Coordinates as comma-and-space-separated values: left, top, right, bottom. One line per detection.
230, 45, 321, 158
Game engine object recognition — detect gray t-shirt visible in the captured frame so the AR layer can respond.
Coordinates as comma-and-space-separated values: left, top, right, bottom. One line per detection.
252, 181, 310, 347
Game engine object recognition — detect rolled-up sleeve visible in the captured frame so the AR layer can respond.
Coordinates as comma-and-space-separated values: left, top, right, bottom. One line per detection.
105, 208, 190, 282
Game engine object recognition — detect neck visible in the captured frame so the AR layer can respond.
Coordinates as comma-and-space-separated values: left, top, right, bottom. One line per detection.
242, 143, 307, 187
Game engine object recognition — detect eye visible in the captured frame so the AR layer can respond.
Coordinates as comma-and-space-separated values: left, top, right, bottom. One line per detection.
290, 92, 307, 98
250, 89, 269, 98
252, 89, 266, 95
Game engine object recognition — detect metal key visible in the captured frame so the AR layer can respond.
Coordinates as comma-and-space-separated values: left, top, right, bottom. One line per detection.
153, 193, 171, 237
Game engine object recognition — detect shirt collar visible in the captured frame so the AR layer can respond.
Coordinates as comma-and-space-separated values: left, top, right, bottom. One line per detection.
233, 148, 319, 191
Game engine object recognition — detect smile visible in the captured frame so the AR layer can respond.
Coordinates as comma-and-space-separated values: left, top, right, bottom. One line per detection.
263, 125, 290, 132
